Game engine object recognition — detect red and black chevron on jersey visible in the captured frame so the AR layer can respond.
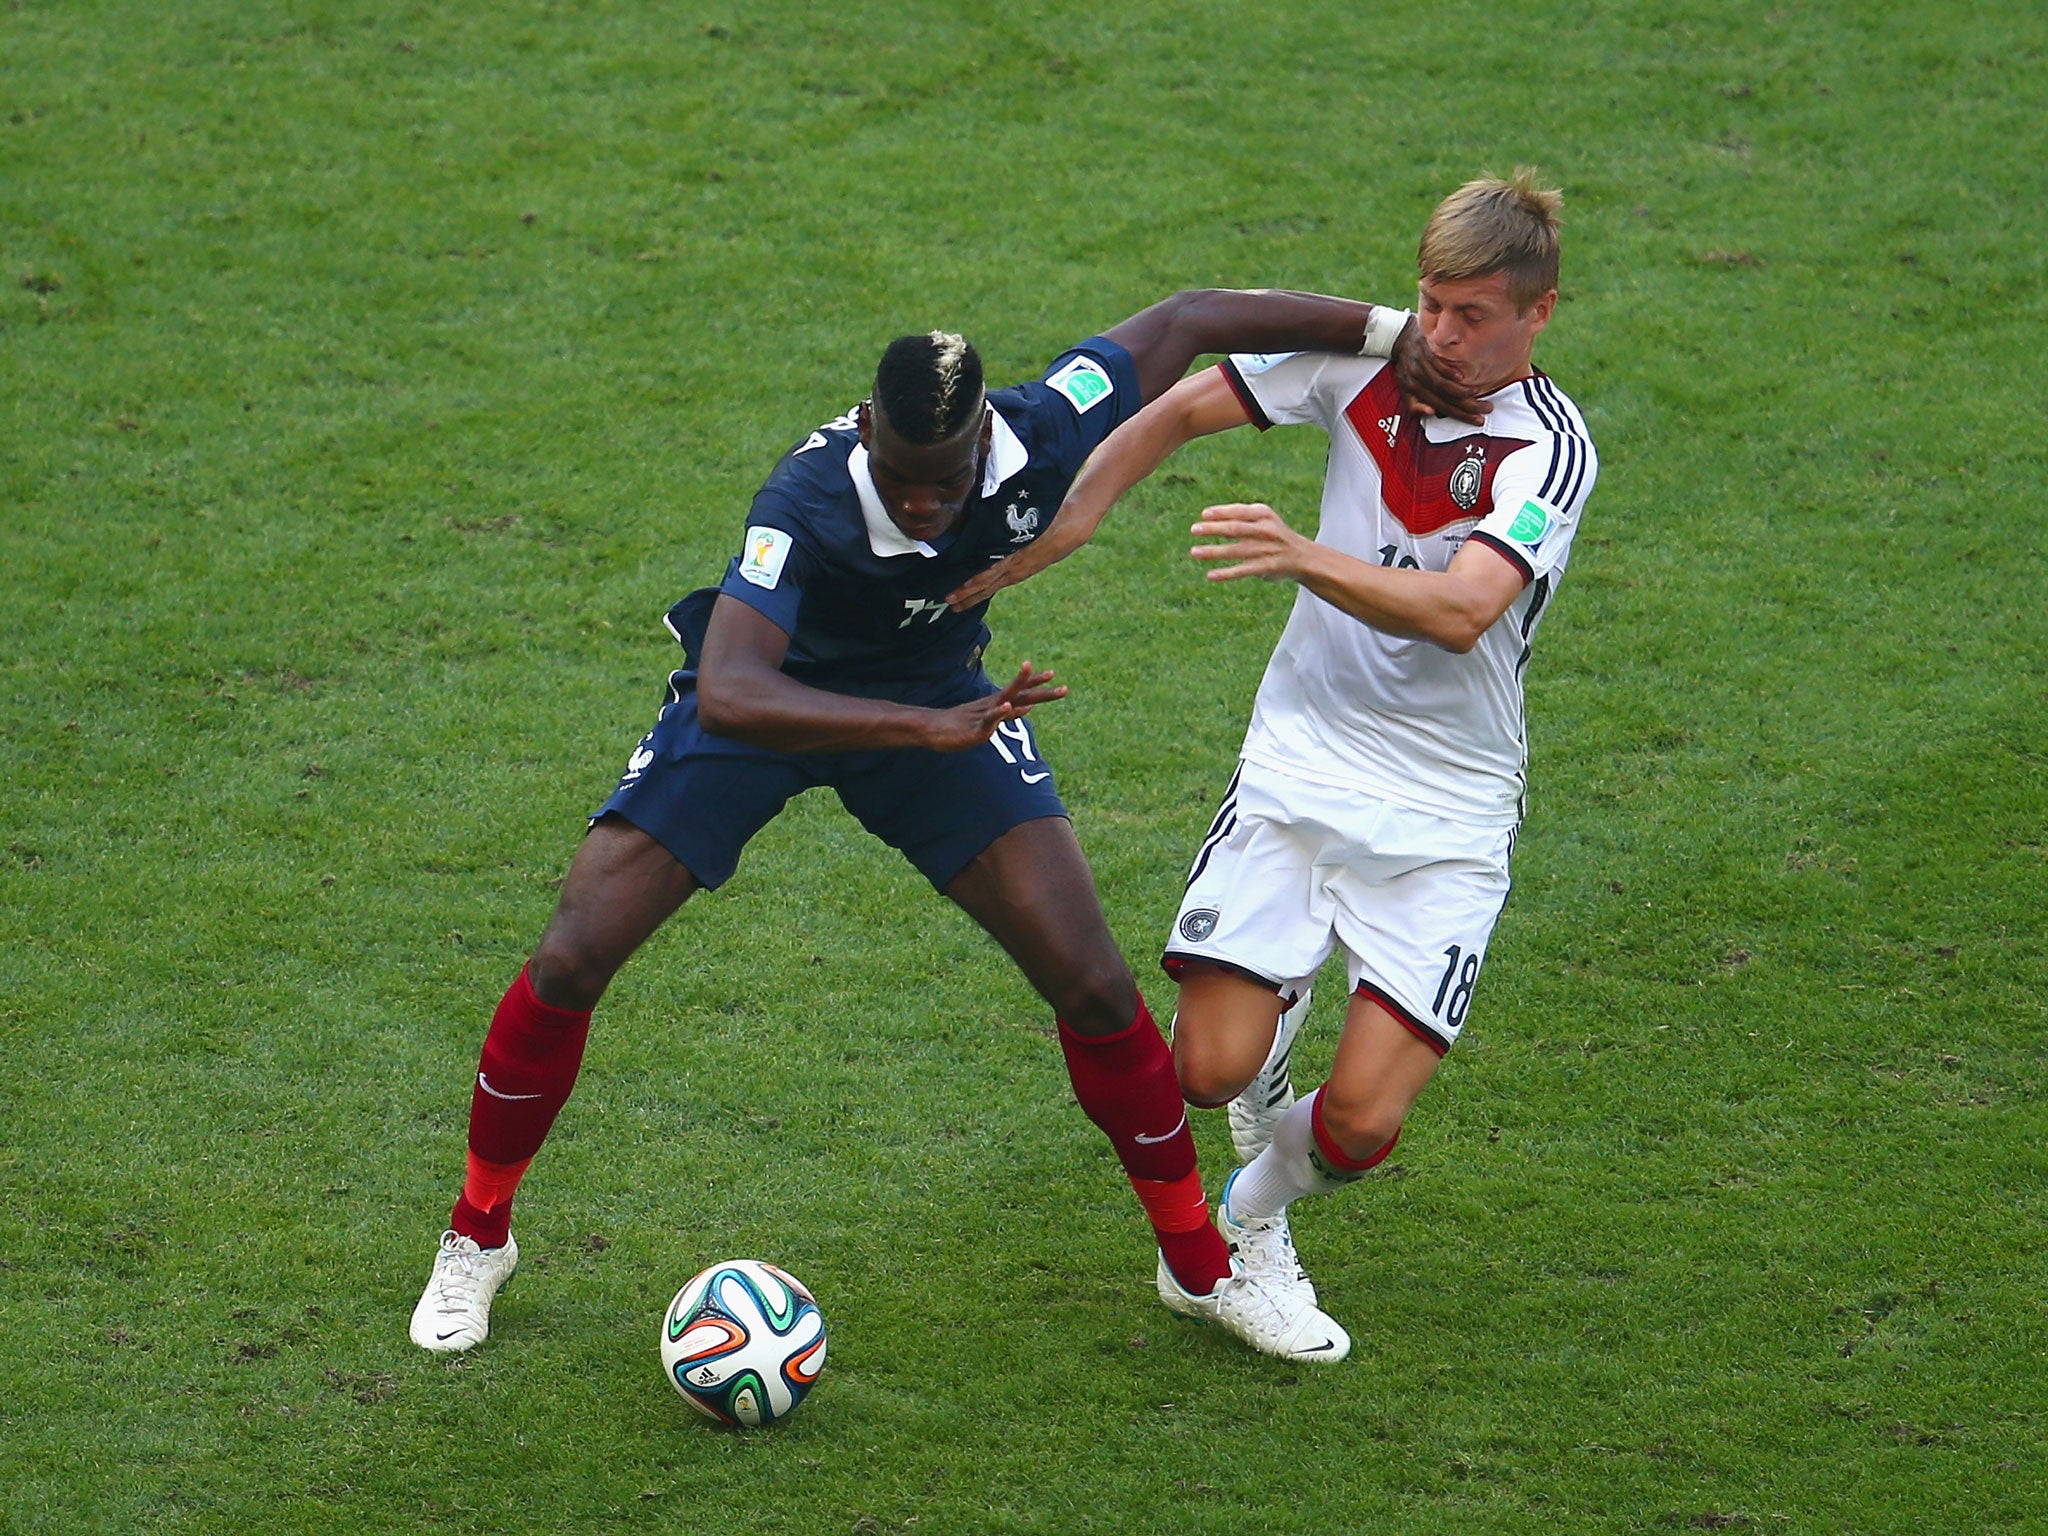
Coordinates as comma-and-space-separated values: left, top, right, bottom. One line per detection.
1339, 368, 1534, 537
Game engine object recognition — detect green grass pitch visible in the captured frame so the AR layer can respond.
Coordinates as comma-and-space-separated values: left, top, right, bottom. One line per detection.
4, 2, 2045, 1531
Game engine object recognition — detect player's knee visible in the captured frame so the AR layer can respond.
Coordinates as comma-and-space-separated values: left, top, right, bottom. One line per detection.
1313, 1084, 1407, 1165
527, 939, 615, 1013
1172, 1033, 1249, 1109
1045, 954, 1137, 1036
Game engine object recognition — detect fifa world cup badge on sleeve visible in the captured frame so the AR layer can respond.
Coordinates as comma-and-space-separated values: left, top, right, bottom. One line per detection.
739, 526, 793, 590
1506, 498, 1553, 546
1047, 356, 1114, 415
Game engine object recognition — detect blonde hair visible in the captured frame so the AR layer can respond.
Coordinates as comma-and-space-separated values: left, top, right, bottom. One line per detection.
927, 330, 973, 434
1418, 168, 1563, 309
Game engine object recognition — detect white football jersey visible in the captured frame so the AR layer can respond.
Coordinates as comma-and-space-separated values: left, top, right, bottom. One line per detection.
1219, 350, 1597, 825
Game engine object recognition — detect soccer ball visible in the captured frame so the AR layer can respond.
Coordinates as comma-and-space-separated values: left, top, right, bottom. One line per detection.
659, 1259, 826, 1427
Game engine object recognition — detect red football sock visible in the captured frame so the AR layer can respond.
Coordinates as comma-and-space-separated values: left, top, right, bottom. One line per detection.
463, 1151, 532, 1213
1058, 999, 1232, 1294
450, 1188, 512, 1251
449, 1154, 530, 1248
447, 965, 592, 1246
1131, 1170, 1231, 1295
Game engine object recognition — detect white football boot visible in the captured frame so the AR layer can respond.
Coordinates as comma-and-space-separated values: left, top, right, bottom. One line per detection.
1216, 1166, 1314, 1306
409, 1229, 519, 1352
1155, 1253, 1350, 1363
1228, 987, 1311, 1163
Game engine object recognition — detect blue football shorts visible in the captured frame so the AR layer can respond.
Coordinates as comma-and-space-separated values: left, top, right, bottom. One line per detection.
592, 667, 1068, 892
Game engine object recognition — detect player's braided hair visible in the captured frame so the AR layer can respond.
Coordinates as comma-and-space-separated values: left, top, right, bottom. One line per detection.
1419, 167, 1563, 309
873, 331, 986, 445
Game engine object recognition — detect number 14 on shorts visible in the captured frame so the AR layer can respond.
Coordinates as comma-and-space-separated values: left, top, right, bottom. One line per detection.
986, 718, 1050, 784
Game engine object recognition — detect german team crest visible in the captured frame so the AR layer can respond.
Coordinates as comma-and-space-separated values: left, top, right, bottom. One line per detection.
1448, 447, 1485, 511
1179, 908, 1219, 943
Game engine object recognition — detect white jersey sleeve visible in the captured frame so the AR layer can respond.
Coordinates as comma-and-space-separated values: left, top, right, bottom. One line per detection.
1466, 377, 1598, 586
1222, 351, 1387, 434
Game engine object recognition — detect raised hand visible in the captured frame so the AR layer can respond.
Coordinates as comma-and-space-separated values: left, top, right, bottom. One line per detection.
1392, 316, 1490, 425
946, 549, 1046, 612
924, 661, 1066, 751
1189, 503, 1314, 584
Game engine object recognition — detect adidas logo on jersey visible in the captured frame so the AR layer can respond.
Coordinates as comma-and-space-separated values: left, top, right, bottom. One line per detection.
1377, 414, 1400, 446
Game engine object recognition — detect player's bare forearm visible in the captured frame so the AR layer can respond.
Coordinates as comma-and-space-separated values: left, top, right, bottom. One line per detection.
702, 664, 1063, 754
699, 659, 949, 752
1104, 288, 1485, 423
699, 599, 1062, 752
941, 509, 1087, 613
700, 597, 954, 752
1104, 289, 1381, 404
1190, 504, 1524, 653
1046, 371, 1251, 558
1071, 370, 1248, 521
1291, 549, 1504, 653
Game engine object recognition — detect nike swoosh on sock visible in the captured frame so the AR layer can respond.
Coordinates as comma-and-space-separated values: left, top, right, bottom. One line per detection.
477, 1073, 545, 1101
1133, 1115, 1188, 1145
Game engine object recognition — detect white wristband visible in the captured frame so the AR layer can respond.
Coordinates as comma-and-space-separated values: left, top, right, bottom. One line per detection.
1359, 306, 1412, 358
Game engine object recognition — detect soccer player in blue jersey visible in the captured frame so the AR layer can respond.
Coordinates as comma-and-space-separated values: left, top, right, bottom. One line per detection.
408, 290, 1479, 1362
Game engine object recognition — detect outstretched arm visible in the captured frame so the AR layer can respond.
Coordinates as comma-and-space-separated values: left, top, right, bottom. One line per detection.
947, 299, 1484, 611
696, 596, 1065, 752
947, 367, 1250, 610
1190, 503, 1527, 653
1103, 288, 1485, 422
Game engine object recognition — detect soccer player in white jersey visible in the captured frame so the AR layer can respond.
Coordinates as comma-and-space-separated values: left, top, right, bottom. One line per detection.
949, 170, 1596, 1356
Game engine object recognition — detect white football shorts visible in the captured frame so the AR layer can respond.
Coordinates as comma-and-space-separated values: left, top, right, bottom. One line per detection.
1165, 759, 1514, 1054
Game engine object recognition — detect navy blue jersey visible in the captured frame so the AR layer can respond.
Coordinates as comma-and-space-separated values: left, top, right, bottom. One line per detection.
664, 338, 1141, 695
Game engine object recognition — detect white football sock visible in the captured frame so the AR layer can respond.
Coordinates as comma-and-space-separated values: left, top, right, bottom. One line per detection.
1226, 1089, 1357, 1220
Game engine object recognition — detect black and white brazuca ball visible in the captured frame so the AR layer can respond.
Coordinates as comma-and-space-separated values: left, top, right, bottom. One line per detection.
660, 1260, 826, 1427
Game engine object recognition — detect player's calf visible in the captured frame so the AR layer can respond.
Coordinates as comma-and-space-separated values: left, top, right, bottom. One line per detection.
1228, 986, 1311, 1162
1308, 1075, 1411, 1169
1167, 960, 1297, 1109
1039, 952, 1141, 1038
1225, 1088, 1401, 1221
526, 814, 702, 1011
527, 902, 657, 1014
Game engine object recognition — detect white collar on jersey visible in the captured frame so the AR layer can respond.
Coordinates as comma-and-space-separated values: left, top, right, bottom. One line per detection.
850, 407, 1028, 559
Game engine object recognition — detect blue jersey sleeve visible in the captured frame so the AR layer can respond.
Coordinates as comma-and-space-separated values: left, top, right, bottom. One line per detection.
1011, 336, 1143, 483
714, 493, 818, 639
